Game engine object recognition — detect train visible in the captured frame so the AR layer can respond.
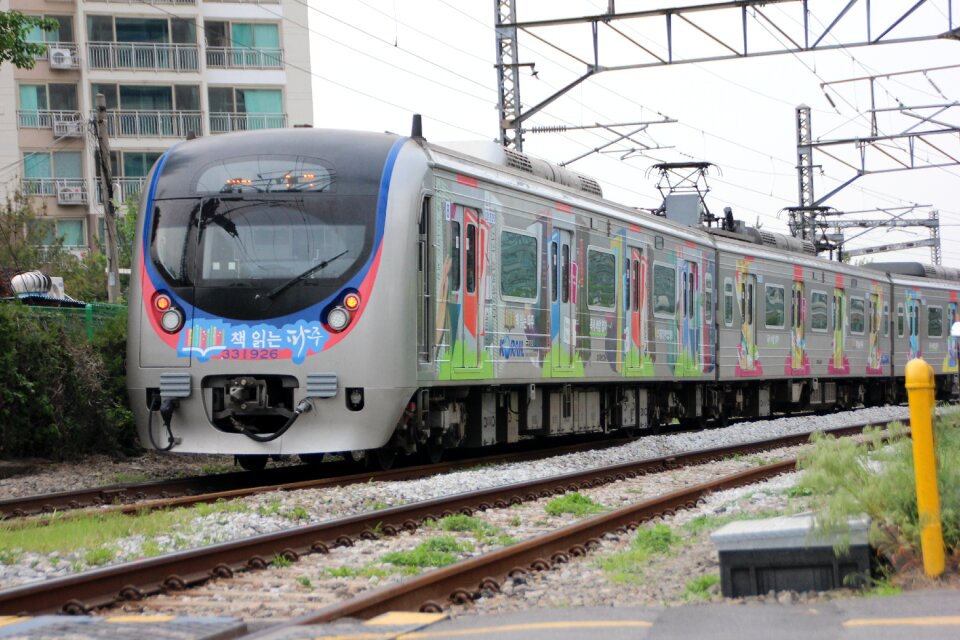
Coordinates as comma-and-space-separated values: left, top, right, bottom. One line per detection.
127, 120, 960, 470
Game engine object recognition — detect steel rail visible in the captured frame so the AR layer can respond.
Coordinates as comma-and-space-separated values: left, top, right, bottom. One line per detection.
0, 435, 641, 520
0, 422, 887, 616
252, 459, 796, 634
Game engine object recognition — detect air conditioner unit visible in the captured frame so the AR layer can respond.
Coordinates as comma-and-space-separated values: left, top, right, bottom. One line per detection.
53, 118, 84, 137
49, 48, 74, 69
57, 185, 86, 205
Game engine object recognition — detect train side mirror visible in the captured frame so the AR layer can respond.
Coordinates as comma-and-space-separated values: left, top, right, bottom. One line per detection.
951, 321, 960, 338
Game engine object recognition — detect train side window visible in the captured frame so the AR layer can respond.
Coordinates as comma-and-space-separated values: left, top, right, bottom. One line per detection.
682, 272, 688, 318
500, 229, 539, 301
561, 244, 570, 303
653, 263, 676, 317
928, 306, 943, 337
449, 221, 460, 292
723, 278, 734, 327
625, 258, 632, 311
810, 291, 828, 332
633, 258, 640, 312
849, 297, 865, 334
587, 247, 616, 310
897, 303, 904, 337
764, 284, 785, 329
704, 274, 713, 324
747, 282, 754, 325
883, 303, 890, 337
550, 241, 558, 303
465, 224, 476, 294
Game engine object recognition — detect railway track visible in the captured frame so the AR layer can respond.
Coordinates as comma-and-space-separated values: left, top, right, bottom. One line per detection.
0, 421, 887, 617
0, 435, 641, 521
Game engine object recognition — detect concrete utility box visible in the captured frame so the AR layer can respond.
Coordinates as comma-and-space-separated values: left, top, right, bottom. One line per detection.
710, 514, 872, 597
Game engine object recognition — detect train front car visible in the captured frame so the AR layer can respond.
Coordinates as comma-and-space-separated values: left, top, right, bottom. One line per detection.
127, 129, 425, 468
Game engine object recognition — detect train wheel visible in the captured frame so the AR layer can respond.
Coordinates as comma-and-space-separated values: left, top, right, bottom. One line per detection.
421, 442, 444, 465
236, 454, 268, 472
372, 448, 397, 471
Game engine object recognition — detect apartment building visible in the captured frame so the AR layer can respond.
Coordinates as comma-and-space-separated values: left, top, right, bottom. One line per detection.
0, 0, 314, 251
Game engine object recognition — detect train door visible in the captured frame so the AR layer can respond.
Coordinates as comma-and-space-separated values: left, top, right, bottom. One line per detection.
868, 292, 881, 369
625, 246, 646, 372
456, 206, 485, 370
552, 229, 575, 370
949, 301, 959, 367
833, 288, 846, 370
680, 260, 699, 368
908, 294, 920, 359
739, 273, 757, 371
791, 281, 804, 370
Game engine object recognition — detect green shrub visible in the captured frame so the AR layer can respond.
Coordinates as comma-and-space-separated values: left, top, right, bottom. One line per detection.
545, 492, 605, 517
0, 303, 135, 459
796, 418, 959, 558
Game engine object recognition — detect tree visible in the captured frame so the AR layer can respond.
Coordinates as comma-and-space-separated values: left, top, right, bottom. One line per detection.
0, 12, 58, 70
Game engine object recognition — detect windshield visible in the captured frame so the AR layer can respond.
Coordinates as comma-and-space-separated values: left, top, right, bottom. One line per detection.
150, 194, 375, 320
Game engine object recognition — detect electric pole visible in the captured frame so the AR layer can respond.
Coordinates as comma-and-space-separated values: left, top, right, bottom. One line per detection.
94, 93, 120, 303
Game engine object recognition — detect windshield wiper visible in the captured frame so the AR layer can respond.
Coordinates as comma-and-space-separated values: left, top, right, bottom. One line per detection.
258, 250, 349, 301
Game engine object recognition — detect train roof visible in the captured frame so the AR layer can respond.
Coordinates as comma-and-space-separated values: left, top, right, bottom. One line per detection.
863, 262, 960, 283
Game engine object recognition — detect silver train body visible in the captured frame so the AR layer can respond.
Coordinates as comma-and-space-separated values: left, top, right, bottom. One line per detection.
127, 127, 960, 462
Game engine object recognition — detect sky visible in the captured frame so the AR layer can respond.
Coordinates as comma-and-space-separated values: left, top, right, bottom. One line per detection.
303, 0, 960, 267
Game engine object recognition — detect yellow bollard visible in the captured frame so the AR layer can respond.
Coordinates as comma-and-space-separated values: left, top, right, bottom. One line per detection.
904, 358, 945, 578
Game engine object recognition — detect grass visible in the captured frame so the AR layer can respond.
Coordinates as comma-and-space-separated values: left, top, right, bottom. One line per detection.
84, 547, 114, 566
110, 472, 150, 485
0, 509, 188, 556
597, 523, 680, 584
297, 576, 313, 589
796, 417, 960, 557
200, 463, 234, 475
194, 500, 249, 518
271, 554, 292, 568
381, 536, 471, 568
545, 493, 605, 517
684, 574, 719, 600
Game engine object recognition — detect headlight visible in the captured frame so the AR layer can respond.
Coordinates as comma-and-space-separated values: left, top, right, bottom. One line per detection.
327, 306, 350, 332
160, 308, 184, 333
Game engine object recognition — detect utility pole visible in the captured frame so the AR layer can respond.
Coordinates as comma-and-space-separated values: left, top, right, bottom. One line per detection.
94, 93, 120, 303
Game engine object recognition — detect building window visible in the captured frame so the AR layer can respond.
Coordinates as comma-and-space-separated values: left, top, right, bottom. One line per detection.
208, 87, 285, 132
653, 263, 675, 317
500, 229, 538, 301
29, 218, 85, 247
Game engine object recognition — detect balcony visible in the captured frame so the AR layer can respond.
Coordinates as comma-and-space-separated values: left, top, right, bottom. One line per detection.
88, 0, 196, 4
206, 47, 283, 69
21, 178, 88, 205
97, 177, 147, 205
35, 42, 81, 69
209, 112, 286, 133
17, 110, 85, 137
87, 42, 199, 72
95, 109, 202, 138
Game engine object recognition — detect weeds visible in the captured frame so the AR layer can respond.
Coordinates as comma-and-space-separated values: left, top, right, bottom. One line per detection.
271, 554, 292, 568
545, 493, 605, 517
683, 574, 719, 600
381, 536, 470, 568
597, 523, 680, 584
796, 418, 959, 557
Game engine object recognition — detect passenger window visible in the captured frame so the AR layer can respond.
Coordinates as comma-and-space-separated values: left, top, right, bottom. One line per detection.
449, 221, 460, 292
587, 247, 616, 309
764, 284, 785, 329
632, 259, 640, 312
550, 241, 558, 303
928, 306, 943, 337
810, 292, 828, 331
723, 279, 734, 327
500, 229, 538, 300
561, 244, 570, 303
850, 297, 864, 334
465, 224, 476, 294
704, 274, 713, 323
897, 303, 904, 337
883, 304, 890, 337
653, 263, 676, 316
